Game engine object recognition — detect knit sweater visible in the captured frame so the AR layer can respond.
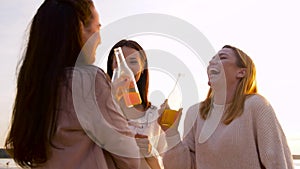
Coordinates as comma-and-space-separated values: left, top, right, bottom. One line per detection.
162, 94, 294, 169
37, 66, 140, 169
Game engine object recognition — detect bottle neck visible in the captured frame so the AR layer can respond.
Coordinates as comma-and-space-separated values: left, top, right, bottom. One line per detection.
114, 47, 127, 67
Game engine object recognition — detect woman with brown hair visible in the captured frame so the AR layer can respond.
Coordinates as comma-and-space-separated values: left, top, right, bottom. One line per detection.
107, 39, 165, 169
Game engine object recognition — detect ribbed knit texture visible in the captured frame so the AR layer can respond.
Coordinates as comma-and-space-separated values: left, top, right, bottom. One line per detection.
162, 94, 294, 169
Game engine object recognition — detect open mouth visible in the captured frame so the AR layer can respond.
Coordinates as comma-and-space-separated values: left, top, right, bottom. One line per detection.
208, 68, 220, 75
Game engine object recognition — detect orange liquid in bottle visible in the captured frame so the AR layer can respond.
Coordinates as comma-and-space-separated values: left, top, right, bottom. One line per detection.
160, 109, 179, 127
122, 92, 142, 107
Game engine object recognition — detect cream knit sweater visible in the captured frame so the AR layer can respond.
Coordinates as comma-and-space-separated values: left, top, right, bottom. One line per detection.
162, 94, 294, 169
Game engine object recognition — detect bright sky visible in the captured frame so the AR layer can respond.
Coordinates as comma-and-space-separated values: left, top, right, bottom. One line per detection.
1, 0, 300, 154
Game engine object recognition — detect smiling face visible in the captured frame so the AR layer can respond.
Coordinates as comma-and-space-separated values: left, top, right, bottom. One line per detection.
207, 47, 246, 90
112, 46, 144, 81
81, 6, 101, 64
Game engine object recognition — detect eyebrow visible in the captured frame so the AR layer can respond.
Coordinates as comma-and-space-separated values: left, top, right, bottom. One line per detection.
127, 57, 138, 60
218, 52, 229, 57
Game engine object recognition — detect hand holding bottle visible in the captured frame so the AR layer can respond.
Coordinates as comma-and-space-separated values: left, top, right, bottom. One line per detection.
158, 73, 183, 130
158, 99, 182, 135
112, 47, 142, 107
135, 133, 162, 168
111, 72, 130, 101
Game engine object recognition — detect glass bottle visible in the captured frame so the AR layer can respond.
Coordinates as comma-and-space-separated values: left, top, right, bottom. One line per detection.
160, 73, 182, 127
112, 47, 142, 107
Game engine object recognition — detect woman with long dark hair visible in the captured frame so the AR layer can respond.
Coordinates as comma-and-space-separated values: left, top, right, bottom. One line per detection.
107, 39, 165, 169
5, 0, 139, 168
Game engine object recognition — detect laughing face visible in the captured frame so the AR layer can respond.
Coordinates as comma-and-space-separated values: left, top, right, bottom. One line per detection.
207, 47, 246, 90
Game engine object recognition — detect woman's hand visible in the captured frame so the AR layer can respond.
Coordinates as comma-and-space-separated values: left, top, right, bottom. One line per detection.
157, 99, 182, 136
135, 134, 162, 169
135, 133, 152, 157
111, 75, 130, 101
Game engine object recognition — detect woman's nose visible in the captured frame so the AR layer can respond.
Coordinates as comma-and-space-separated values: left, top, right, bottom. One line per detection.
209, 57, 218, 65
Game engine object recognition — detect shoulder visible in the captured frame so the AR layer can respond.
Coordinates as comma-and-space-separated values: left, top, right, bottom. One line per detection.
187, 103, 201, 114
245, 94, 276, 120
66, 65, 111, 91
185, 103, 201, 122
245, 93, 271, 108
75, 65, 110, 84
66, 65, 104, 79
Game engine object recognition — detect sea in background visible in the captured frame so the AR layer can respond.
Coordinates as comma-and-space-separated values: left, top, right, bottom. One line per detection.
288, 137, 300, 156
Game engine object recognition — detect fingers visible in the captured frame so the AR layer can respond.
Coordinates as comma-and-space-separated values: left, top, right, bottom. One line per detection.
135, 134, 152, 157
161, 99, 170, 109
137, 142, 152, 156
112, 76, 130, 89
173, 108, 183, 127
157, 99, 169, 118
111, 76, 131, 101
159, 108, 183, 136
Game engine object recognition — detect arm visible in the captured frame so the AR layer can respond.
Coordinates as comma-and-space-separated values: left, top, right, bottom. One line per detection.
135, 133, 163, 169
71, 66, 140, 169
162, 128, 196, 169
144, 157, 162, 169
251, 95, 294, 169
95, 68, 141, 169
159, 103, 197, 169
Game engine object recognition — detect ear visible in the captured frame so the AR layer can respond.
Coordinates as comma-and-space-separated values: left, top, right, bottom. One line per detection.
236, 68, 246, 78
80, 21, 88, 44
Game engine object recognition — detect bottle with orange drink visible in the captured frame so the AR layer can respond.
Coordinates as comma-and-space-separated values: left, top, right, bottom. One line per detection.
160, 74, 183, 127
112, 47, 142, 107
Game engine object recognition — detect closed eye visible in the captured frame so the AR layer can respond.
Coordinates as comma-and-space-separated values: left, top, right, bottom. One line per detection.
219, 54, 227, 60
126, 57, 139, 64
130, 61, 138, 64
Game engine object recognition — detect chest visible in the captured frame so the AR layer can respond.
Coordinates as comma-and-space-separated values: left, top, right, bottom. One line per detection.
195, 110, 256, 156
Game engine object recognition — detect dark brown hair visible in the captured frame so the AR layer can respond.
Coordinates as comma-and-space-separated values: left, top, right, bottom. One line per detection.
5, 0, 94, 167
107, 39, 151, 109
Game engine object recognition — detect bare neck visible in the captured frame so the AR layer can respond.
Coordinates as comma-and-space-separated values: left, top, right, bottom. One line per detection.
213, 83, 237, 105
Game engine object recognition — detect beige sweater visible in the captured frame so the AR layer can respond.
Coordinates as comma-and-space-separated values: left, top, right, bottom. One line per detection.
162, 94, 294, 169
37, 65, 140, 169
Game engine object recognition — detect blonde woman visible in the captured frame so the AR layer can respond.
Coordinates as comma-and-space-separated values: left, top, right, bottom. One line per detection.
159, 45, 294, 169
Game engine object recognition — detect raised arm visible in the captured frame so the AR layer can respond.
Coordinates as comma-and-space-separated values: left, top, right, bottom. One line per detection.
158, 102, 198, 169
72, 66, 140, 169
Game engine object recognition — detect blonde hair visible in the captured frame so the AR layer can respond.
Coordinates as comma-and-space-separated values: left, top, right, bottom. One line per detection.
200, 45, 257, 124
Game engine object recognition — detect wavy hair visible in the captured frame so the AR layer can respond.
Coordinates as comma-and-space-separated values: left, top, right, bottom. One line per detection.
200, 45, 257, 124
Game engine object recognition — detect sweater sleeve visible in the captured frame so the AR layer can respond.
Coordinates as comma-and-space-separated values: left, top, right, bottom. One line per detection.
162, 105, 198, 169
71, 66, 140, 169
94, 68, 142, 169
250, 94, 294, 169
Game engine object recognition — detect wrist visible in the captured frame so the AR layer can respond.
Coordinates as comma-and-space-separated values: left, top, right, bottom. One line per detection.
165, 132, 181, 148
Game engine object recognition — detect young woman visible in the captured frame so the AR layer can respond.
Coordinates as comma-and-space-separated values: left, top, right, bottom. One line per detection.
5, 1, 140, 168
160, 45, 294, 169
107, 39, 165, 169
